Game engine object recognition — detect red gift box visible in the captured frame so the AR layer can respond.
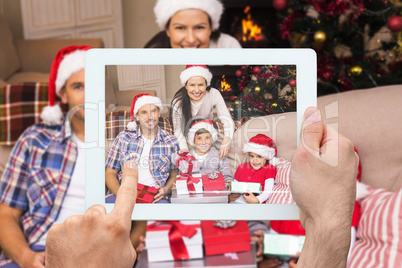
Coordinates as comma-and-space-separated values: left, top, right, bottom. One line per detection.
136, 183, 158, 203
201, 221, 251, 256
202, 173, 225, 192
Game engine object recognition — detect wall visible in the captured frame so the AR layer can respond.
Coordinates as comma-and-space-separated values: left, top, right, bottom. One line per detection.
0, 0, 23, 39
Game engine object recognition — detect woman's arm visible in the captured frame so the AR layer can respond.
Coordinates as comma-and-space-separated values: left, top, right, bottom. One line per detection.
211, 89, 235, 139
171, 102, 189, 150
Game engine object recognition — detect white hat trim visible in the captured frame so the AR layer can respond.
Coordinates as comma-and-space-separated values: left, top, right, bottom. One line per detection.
40, 104, 64, 125
127, 121, 137, 131
133, 95, 163, 116
180, 66, 213, 86
187, 122, 218, 146
243, 142, 276, 160
154, 0, 223, 31
55, 50, 86, 96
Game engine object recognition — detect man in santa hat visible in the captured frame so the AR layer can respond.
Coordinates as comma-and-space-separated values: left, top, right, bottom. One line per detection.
0, 45, 92, 267
106, 93, 179, 203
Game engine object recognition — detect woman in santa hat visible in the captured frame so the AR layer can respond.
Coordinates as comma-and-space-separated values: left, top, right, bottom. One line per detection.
170, 65, 235, 159
145, 0, 241, 48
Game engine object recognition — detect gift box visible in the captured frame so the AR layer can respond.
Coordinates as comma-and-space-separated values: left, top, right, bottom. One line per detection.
172, 152, 200, 173
263, 233, 305, 260
146, 221, 203, 262
170, 189, 228, 204
202, 173, 226, 192
201, 221, 251, 256
176, 174, 203, 195
231, 181, 261, 194
136, 183, 158, 203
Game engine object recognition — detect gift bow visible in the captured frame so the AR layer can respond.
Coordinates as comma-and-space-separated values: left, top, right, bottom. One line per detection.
208, 173, 219, 179
214, 220, 237, 229
176, 152, 196, 173
179, 172, 201, 194
147, 221, 198, 260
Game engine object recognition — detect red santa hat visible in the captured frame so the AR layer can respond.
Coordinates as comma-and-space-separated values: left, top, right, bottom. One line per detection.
154, 0, 223, 31
180, 65, 213, 86
243, 134, 277, 160
127, 93, 163, 131
187, 120, 218, 146
40, 45, 92, 125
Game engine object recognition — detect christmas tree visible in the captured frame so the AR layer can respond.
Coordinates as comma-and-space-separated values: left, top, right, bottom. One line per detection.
273, 0, 402, 96
230, 65, 297, 120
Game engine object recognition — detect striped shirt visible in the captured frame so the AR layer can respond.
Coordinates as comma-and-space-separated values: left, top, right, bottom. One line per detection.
106, 126, 179, 186
0, 118, 77, 265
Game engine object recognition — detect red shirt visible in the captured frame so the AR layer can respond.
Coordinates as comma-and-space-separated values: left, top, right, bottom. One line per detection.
234, 163, 276, 191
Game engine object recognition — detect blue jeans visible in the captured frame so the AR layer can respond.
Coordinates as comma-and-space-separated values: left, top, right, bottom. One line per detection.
2, 245, 45, 268
105, 194, 170, 203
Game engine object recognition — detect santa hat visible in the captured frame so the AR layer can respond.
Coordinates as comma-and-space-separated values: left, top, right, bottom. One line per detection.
40, 45, 92, 125
243, 134, 277, 160
187, 120, 218, 146
180, 65, 213, 86
154, 0, 223, 31
127, 93, 163, 131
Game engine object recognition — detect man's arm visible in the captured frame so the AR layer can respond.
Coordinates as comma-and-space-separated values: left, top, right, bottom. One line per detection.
290, 107, 358, 267
153, 169, 178, 203
105, 167, 120, 196
0, 204, 45, 267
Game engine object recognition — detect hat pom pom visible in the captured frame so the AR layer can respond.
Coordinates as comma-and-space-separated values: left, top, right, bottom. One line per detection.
40, 105, 64, 125
127, 121, 137, 131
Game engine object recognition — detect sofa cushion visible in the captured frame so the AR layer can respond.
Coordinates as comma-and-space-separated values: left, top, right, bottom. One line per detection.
0, 13, 20, 81
6, 72, 49, 84
348, 187, 402, 267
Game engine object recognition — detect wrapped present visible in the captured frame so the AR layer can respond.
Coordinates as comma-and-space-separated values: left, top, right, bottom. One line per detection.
231, 181, 261, 194
176, 173, 203, 195
136, 183, 158, 203
202, 173, 226, 192
172, 152, 200, 173
263, 233, 305, 260
201, 220, 251, 256
146, 221, 203, 262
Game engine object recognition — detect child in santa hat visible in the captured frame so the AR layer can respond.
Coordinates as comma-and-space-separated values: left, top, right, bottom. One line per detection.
180, 120, 233, 182
230, 134, 278, 204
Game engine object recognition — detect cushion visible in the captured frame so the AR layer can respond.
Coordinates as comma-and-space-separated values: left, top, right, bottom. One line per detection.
6, 72, 49, 84
348, 187, 402, 267
0, 13, 20, 81
268, 160, 295, 204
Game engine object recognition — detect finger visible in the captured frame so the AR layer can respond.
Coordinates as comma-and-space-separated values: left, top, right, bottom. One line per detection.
111, 160, 138, 220
300, 107, 324, 155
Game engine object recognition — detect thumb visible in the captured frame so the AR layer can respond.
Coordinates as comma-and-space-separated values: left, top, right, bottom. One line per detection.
300, 107, 324, 156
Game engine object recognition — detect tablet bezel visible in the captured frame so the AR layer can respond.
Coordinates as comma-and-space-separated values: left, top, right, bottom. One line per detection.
85, 48, 316, 220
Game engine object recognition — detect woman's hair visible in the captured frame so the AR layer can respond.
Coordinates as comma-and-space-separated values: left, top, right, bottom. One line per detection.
144, 17, 221, 48
170, 82, 212, 137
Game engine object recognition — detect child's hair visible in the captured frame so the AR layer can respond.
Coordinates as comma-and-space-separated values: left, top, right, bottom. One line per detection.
195, 128, 211, 136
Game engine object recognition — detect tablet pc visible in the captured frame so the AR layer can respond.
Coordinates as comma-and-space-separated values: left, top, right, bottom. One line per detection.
85, 48, 316, 220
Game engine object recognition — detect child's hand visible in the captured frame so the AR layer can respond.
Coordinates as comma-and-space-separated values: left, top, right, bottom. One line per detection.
251, 230, 264, 262
228, 193, 240, 202
225, 179, 232, 191
243, 191, 260, 203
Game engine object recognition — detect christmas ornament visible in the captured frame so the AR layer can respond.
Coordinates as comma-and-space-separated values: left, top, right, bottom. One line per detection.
350, 66, 362, 76
234, 100, 239, 106
289, 79, 296, 87
387, 15, 402, 32
271, 103, 278, 108
254, 86, 261, 96
314, 31, 326, 43
230, 95, 236, 101
253, 66, 261, 74
273, 0, 287, 11
235, 69, 242, 77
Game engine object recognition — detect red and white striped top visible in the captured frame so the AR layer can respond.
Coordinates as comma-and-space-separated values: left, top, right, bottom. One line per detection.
268, 160, 295, 204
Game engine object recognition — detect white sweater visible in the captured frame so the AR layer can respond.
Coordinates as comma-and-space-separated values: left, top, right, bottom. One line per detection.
172, 88, 235, 150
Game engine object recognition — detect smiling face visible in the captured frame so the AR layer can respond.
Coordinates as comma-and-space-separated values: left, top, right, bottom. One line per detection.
194, 131, 213, 155
60, 69, 85, 122
185, 76, 207, 101
135, 104, 160, 133
165, 9, 212, 48
249, 152, 267, 171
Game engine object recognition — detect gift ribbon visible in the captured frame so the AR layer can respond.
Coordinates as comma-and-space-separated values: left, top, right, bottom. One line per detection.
176, 152, 196, 173
179, 172, 201, 195
136, 184, 156, 203
147, 221, 198, 260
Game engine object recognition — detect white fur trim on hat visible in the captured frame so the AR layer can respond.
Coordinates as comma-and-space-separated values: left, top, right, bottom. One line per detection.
180, 66, 213, 86
40, 104, 64, 125
127, 121, 137, 131
243, 142, 276, 160
187, 121, 218, 146
133, 95, 163, 116
55, 50, 86, 96
154, 0, 223, 30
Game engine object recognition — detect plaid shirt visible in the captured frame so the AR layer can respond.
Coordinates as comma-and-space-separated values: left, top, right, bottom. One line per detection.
106, 126, 179, 186
0, 118, 77, 265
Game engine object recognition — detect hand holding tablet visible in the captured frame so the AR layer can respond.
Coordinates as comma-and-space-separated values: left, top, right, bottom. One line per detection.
45, 161, 138, 268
